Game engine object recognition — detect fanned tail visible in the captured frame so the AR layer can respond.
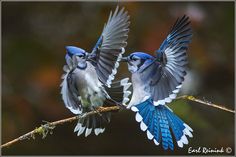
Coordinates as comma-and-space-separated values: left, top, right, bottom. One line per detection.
74, 112, 111, 137
131, 98, 193, 150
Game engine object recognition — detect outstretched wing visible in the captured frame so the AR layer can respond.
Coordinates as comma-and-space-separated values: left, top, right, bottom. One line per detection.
142, 15, 192, 106
90, 6, 130, 87
60, 56, 82, 114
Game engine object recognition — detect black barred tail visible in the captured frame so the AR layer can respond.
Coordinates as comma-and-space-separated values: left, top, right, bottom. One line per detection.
105, 78, 132, 105
74, 112, 111, 137
131, 98, 193, 150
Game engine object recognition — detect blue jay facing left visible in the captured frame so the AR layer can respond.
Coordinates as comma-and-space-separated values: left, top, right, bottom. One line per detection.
121, 15, 193, 150
61, 6, 131, 137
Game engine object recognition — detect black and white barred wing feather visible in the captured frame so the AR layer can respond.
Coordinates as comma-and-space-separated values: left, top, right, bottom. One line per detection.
60, 56, 82, 114
90, 6, 130, 87
143, 15, 192, 106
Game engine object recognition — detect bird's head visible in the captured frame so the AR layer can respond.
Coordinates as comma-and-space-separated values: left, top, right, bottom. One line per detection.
121, 52, 155, 73
65, 46, 88, 69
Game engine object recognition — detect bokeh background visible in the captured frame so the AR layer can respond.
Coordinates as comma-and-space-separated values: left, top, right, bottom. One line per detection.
1, 1, 235, 155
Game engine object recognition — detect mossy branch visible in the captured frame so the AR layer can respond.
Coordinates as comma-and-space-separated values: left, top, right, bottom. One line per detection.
1, 106, 119, 148
1, 95, 234, 149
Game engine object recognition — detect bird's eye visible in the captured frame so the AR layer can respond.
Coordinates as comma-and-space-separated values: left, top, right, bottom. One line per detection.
78, 54, 85, 58
129, 55, 133, 60
129, 55, 135, 60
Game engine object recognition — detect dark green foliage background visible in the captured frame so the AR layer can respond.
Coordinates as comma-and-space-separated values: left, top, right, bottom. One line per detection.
2, 1, 234, 155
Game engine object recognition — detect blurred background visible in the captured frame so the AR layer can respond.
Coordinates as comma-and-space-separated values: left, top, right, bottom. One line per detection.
2, 1, 234, 155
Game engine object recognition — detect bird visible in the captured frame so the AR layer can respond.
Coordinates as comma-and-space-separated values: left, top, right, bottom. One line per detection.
121, 15, 193, 150
60, 6, 131, 137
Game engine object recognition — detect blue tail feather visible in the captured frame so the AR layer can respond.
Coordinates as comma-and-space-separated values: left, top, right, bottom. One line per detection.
166, 111, 183, 141
166, 109, 193, 147
147, 109, 155, 138
142, 108, 151, 125
173, 113, 185, 127
166, 110, 184, 141
136, 99, 148, 109
132, 98, 193, 150
158, 106, 174, 150
170, 112, 188, 136
139, 104, 150, 119
153, 109, 160, 144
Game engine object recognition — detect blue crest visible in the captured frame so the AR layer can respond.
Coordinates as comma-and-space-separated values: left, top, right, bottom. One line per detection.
65, 46, 86, 60
130, 52, 154, 60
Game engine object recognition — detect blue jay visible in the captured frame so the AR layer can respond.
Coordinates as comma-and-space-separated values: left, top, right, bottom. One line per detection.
61, 6, 131, 137
122, 15, 193, 150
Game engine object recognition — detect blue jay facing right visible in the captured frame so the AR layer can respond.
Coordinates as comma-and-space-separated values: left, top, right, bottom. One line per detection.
121, 15, 193, 150
61, 6, 131, 137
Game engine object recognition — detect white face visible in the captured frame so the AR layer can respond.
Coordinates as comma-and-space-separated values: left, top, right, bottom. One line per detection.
128, 55, 142, 73
75, 53, 87, 69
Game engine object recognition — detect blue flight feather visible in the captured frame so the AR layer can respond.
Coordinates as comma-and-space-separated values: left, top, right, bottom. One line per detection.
155, 15, 192, 62
92, 36, 102, 51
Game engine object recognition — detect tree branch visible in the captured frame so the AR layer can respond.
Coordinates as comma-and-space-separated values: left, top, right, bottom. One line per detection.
175, 95, 235, 114
1, 106, 119, 149
1, 95, 234, 149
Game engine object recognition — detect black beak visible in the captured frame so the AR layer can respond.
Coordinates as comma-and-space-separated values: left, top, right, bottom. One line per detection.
120, 57, 128, 62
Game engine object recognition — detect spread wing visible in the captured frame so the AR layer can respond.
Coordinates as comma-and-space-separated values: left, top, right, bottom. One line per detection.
141, 15, 192, 106
90, 6, 130, 87
60, 56, 82, 114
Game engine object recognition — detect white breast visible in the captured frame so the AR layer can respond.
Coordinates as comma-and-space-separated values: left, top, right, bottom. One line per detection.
127, 73, 150, 108
74, 62, 105, 108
